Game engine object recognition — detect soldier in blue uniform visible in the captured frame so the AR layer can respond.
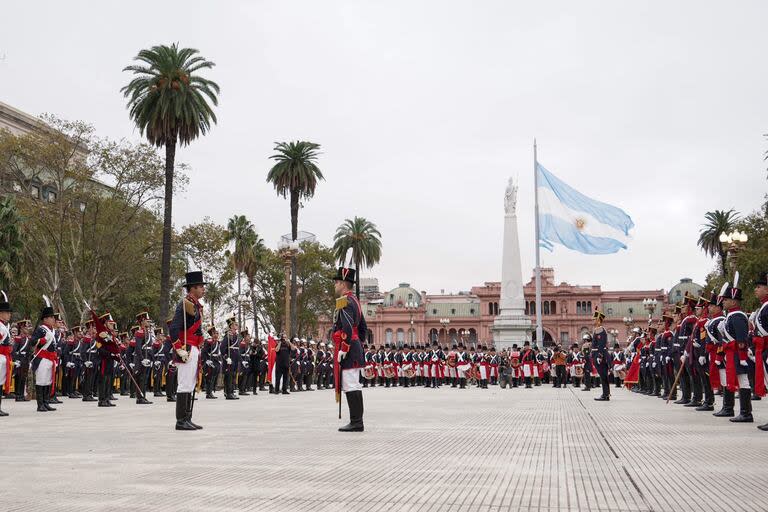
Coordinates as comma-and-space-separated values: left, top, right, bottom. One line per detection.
592, 309, 611, 401
12, 319, 32, 401
221, 317, 240, 400
718, 275, 753, 423
30, 298, 58, 412
331, 265, 367, 432
752, 272, 768, 431
202, 326, 221, 399
134, 312, 154, 405
169, 271, 206, 431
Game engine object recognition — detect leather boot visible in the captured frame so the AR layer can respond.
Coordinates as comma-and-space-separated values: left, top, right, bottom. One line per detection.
713, 389, 735, 417
0, 387, 8, 416
730, 389, 753, 423
136, 392, 153, 405
186, 394, 203, 430
175, 393, 195, 430
36, 386, 48, 412
757, 422, 768, 431
338, 390, 364, 432
43, 386, 56, 411
460, 378, 466, 389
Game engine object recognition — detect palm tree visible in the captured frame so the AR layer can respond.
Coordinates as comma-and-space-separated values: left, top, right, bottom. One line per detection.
0, 196, 23, 290
121, 43, 220, 324
332, 217, 383, 298
698, 209, 740, 276
225, 215, 256, 326
266, 141, 324, 336
243, 235, 266, 335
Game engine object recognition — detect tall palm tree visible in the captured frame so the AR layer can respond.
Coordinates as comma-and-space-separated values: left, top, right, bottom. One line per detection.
266, 141, 324, 336
121, 43, 220, 325
243, 235, 266, 335
226, 215, 256, 326
698, 209, 740, 276
332, 217, 383, 298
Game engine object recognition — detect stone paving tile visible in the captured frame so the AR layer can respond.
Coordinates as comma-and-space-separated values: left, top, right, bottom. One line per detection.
0, 384, 766, 512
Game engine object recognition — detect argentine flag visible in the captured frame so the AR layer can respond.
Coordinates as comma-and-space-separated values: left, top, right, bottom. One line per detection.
537, 162, 633, 255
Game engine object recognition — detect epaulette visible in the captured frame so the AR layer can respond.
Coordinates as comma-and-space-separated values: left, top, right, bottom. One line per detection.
184, 298, 196, 316
335, 296, 348, 311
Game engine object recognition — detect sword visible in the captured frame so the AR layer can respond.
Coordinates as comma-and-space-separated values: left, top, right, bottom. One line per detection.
666, 354, 687, 404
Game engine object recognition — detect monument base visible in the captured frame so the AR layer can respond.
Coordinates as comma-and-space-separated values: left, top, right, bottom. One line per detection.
492, 312, 533, 351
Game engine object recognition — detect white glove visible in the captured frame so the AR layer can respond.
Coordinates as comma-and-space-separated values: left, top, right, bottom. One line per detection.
206, 360, 214, 368
141, 358, 151, 367
740, 360, 748, 367
85, 361, 93, 368
665, 356, 670, 364
698, 356, 706, 366
13, 360, 20, 367
175, 348, 189, 362
680, 355, 686, 363
66, 362, 75, 369
129, 362, 136, 369
652, 362, 657, 368
226, 357, 232, 365
242, 361, 249, 368
153, 360, 161, 368
715, 360, 722, 366
337, 351, 347, 363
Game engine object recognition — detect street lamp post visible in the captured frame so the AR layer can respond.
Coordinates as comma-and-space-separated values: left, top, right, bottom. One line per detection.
642, 298, 657, 323
608, 328, 619, 344
719, 230, 749, 277
622, 316, 634, 336
406, 300, 418, 345
440, 318, 450, 345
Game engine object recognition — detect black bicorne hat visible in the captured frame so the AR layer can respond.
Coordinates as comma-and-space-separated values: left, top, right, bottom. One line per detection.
40, 295, 54, 321
0, 290, 12, 313
184, 271, 207, 288
331, 267, 356, 284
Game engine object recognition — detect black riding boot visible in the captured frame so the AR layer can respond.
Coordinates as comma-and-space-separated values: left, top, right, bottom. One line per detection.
186, 392, 202, 430
0, 386, 7, 416
175, 393, 195, 430
730, 389, 753, 423
338, 390, 364, 432
525, 377, 532, 389
713, 389, 735, 417
36, 386, 48, 412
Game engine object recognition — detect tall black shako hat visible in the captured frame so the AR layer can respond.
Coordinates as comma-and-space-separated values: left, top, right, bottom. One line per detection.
331, 266, 356, 284
0, 290, 11, 313
754, 271, 768, 287
40, 294, 55, 320
184, 271, 207, 288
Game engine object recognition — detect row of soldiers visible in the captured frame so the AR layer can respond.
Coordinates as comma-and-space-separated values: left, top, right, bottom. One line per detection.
609, 273, 768, 431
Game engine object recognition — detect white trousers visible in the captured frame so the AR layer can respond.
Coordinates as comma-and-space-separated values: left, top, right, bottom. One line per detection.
738, 373, 750, 389
0, 354, 6, 386
342, 368, 362, 392
479, 366, 488, 379
456, 364, 470, 378
176, 346, 200, 393
35, 359, 53, 386
719, 369, 727, 386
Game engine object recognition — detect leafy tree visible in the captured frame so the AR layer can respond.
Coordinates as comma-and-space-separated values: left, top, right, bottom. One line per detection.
122, 43, 220, 325
332, 216, 382, 298
266, 141, 324, 336
0, 196, 23, 290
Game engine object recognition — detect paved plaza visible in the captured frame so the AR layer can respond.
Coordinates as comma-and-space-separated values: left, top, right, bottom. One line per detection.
2, 385, 767, 512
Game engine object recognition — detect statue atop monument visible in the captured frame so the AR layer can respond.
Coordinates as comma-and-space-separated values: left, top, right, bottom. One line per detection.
504, 177, 518, 215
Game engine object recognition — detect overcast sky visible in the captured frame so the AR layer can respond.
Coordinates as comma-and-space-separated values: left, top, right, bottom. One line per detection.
2, 1, 766, 295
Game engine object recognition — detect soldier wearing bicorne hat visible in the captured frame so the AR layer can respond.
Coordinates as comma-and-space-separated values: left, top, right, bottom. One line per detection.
331, 265, 367, 432
0, 291, 13, 416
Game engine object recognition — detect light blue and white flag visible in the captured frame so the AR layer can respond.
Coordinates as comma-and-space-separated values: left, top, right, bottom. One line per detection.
537, 162, 633, 254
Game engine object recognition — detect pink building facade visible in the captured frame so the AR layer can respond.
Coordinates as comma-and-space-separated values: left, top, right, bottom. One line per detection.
318, 268, 671, 348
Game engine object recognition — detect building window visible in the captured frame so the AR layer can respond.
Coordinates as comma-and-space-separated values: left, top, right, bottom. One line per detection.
385, 329, 393, 344
560, 332, 568, 343
587, 301, 592, 314
408, 293, 413, 301
543, 301, 550, 315
676, 290, 681, 297
432, 309, 437, 315
30, 185, 40, 199
389, 294, 394, 303
525, 302, 530, 315
489, 303, 494, 315
576, 301, 582, 314
494, 302, 499, 315
470, 308, 475, 315
530, 302, 535, 315
451, 308, 456, 315
550, 301, 556, 314
396, 328, 405, 347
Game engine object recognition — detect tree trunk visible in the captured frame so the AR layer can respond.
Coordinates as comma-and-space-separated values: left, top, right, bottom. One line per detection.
719, 247, 728, 277
355, 253, 361, 299
159, 138, 176, 330
237, 270, 242, 327
290, 189, 299, 338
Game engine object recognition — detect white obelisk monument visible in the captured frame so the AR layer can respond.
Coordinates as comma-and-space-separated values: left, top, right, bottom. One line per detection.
492, 178, 533, 350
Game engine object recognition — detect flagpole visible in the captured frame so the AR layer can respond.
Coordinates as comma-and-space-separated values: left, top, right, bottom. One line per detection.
533, 139, 543, 347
